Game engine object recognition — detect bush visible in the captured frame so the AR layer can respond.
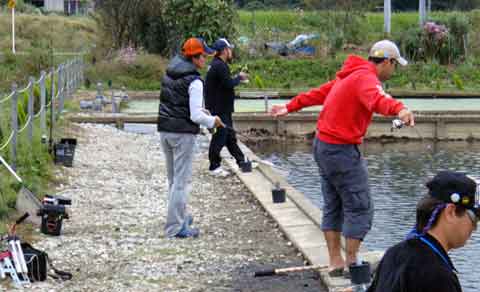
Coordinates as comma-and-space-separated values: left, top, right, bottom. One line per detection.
85, 52, 167, 90
395, 16, 471, 65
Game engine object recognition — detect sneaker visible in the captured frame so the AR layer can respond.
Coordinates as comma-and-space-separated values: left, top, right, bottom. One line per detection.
175, 226, 200, 238
209, 167, 230, 177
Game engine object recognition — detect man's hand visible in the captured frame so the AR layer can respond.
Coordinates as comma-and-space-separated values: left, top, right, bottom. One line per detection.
214, 116, 225, 128
398, 108, 414, 126
270, 104, 289, 117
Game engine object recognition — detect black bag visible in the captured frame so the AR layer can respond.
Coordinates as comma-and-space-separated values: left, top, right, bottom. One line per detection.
21, 242, 72, 282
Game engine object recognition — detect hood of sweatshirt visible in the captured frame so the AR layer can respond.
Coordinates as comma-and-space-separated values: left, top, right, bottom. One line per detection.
335, 55, 377, 79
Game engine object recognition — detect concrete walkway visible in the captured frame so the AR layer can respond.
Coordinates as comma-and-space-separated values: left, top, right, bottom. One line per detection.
224, 142, 383, 292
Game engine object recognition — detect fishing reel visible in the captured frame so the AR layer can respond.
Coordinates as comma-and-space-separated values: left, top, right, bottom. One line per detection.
391, 119, 405, 132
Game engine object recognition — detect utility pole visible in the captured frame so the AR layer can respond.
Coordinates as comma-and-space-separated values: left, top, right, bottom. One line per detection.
384, 0, 391, 35
419, 0, 427, 27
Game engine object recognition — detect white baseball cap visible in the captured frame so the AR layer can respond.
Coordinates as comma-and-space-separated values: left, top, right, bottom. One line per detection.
369, 40, 408, 66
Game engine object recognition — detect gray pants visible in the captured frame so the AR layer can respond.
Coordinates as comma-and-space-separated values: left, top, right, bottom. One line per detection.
313, 138, 373, 240
159, 132, 196, 237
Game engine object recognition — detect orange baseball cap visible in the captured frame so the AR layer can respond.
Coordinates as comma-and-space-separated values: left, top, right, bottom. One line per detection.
182, 38, 215, 57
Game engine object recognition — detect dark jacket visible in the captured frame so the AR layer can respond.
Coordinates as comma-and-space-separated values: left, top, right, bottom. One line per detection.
157, 55, 201, 134
367, 233, 461, 292
205, 57, 241, 115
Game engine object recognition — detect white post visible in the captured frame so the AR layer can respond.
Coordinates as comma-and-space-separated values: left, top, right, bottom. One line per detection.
12, 8, 16, 54
419, 0, 427, 27
384, 0, 391, 35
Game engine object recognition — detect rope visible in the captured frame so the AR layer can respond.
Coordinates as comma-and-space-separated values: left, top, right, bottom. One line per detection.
17, 116, 32, 134
34, 74, 45, 85
0, 131, 14, 152
0, 91, 14, 104
34, 105, 45, 118
17, 82, 32, 94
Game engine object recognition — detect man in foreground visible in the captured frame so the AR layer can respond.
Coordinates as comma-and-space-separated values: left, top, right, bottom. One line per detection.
368, 171, 478, 292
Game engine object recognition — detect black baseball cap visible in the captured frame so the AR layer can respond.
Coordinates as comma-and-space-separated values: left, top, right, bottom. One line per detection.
426, 171, 479, 216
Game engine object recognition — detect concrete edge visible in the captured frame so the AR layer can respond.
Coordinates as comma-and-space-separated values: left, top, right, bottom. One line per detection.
220, 139, 384, 291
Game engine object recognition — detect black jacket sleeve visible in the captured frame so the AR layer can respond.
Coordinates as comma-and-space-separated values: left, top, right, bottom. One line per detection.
215, 62, 241, 90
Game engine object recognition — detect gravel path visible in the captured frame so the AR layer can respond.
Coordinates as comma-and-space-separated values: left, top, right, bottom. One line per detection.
2, 124, 325, 292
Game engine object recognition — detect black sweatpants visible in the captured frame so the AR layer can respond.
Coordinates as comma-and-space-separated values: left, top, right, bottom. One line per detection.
208, 112, 245, 171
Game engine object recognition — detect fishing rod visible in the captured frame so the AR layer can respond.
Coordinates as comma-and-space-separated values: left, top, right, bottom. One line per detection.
254, 264, 328, 277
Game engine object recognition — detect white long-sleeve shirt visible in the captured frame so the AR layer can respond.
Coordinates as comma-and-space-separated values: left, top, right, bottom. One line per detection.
189, 79, 215, 129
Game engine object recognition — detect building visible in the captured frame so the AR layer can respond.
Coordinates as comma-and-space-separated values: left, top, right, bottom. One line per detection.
28, 0, 92, 15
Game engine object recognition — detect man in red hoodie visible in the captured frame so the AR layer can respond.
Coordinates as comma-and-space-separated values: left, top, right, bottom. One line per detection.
270, 40, 415, 277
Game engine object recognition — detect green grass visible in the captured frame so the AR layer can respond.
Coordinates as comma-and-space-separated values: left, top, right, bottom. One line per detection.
4, 10, 480, 93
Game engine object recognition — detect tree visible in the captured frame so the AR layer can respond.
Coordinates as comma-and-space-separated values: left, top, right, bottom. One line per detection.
94, 0, 237, 56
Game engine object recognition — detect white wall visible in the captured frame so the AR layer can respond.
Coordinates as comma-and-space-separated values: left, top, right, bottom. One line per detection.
45, 0, 64, 12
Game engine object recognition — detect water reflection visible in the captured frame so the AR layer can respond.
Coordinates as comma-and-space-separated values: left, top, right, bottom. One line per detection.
249, 140, 480, 292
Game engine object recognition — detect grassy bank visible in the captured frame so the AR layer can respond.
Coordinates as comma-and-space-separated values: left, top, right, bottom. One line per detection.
3, 10, 480, 92
0, 13, 96, 92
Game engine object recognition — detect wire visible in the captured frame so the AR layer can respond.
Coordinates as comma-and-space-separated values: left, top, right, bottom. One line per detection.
0, 131, 14, 152
0, 91, 14, 104
17, 116, 32, 134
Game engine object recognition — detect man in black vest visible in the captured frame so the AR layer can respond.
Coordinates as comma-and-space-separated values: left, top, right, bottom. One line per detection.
158, 38, 223, 238
205, 38, 250, 177
367, 171, 478, 292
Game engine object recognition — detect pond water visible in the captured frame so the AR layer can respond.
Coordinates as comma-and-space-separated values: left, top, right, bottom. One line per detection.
249, 140, 480, 292
125, 98, 480, 113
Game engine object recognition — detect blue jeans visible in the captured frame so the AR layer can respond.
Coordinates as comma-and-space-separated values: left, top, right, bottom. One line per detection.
159, 132, 196, 237
313, 138, 373, 240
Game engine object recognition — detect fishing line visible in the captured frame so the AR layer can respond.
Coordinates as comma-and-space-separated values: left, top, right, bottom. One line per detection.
391, 119, 436, 169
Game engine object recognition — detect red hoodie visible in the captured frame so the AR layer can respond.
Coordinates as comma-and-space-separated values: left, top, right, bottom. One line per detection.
286, 55, 405, 145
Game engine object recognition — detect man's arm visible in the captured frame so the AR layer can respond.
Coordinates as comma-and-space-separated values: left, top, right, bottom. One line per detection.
357, 75, 414, 125
189, 80, 216, 128
270, 80, 336, 117
216, 62, 241, 90
286, 80, 336, 113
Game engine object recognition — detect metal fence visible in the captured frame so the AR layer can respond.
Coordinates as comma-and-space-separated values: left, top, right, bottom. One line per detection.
0, 57, 84, 171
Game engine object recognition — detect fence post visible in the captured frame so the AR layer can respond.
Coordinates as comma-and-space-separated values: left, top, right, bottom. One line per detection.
264, 95, 269, 113
28, 77, 35, 145
40, 71, 47, 135
65, 62, 70, 99
57, 65, 64, 118
80, 57, 84, 88
11, 83, 18, 171
49, 67, 55, 153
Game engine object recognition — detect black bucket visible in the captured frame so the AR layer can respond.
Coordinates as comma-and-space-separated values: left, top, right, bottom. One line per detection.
272, 186, 286, 203
240, 160, 252, 173
349, 261, 371, 285
54, 138, 77, 167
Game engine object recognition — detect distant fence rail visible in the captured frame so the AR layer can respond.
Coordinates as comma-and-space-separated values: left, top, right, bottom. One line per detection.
0, 57, 84, 170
